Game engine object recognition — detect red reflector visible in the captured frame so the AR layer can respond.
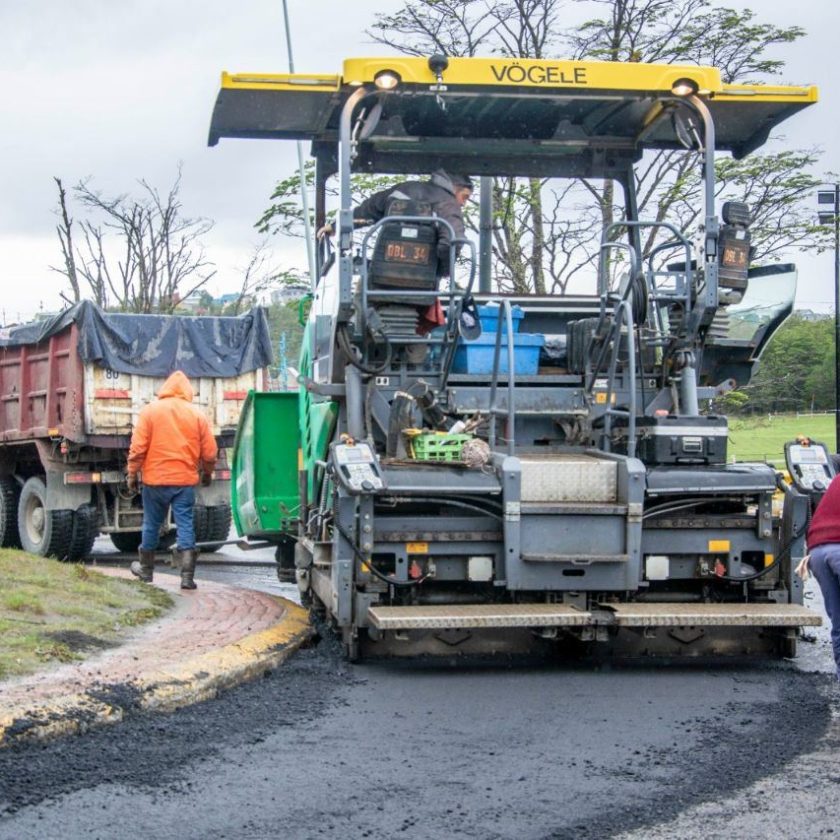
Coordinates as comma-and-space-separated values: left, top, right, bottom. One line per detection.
94, 389, 130, 399
213, 470, 232, 480
64, 472, 98, 484
223, 390, 247, 400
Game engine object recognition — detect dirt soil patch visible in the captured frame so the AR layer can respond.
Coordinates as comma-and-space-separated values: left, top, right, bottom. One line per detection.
0, 550, 173, 680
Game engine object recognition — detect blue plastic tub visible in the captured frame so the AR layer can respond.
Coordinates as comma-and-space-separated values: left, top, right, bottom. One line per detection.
452, 333, 545, 375
477, 304, 524, 335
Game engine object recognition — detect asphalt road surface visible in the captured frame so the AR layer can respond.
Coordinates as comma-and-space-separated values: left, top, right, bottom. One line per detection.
1, 553, 838, 839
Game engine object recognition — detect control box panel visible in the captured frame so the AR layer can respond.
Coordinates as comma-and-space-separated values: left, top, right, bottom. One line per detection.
331, 441, 385, 494
785, 440, 835, 494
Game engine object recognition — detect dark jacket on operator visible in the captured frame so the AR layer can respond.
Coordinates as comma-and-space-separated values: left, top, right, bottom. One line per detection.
353, 171, 466, 275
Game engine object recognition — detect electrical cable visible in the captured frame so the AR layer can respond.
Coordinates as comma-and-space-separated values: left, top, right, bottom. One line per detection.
642, 491, 806, 583
642, 496, 741, 520
383, 495, 504, 520
333, 518, 429, 588
714, 523, 805, 583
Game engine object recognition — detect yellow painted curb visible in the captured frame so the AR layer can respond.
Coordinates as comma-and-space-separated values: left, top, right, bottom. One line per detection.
0, 597, 312, 749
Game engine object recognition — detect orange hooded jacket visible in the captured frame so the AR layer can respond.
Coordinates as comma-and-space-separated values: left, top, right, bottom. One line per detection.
127, 371, 218, 487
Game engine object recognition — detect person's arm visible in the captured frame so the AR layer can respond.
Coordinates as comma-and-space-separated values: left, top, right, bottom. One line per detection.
198, 416, 218, 478
126, 411, 150, 478
353, 187, 390, 226
435, 197, 466, 268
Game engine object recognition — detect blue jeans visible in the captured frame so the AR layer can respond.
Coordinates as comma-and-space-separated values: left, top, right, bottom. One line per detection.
809, 543, 840, 682
141, 485, 196, 551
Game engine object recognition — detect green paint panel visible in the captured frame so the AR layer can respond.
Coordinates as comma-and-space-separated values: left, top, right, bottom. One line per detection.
297, 322, 338, 500
232, 390, 301, 538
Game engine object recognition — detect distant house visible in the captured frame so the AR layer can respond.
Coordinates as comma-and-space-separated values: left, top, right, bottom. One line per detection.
271, 283, 309, 305
176, 293, 205, 313
796, 309, 829, 322
215, 292, 240, 307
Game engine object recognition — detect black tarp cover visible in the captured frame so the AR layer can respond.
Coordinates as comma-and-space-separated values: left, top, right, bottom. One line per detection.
0, 301, 274, 378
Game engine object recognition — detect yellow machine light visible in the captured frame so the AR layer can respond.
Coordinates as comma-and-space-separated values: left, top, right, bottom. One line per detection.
708, 539, 730, 552
406, 542, 429, 554
672, 77, 699, 96
764, 554, 775, 568
374, 70, 401, 90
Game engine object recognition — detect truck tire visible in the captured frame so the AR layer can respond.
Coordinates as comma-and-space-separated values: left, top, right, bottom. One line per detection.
275, 538, 296, 583
67, 504, 98, 561
0, 476, 22, 548
194, 504, 231, 553
110, 531, 143, 554
17, 477, 73, 559
110, 531, 176, 553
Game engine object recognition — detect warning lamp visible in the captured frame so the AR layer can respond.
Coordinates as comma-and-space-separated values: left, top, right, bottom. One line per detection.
374, 70, 401, 90
671, 77, 699, 97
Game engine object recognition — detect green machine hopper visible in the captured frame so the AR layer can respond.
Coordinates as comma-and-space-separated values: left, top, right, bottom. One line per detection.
231, 391, 301, 550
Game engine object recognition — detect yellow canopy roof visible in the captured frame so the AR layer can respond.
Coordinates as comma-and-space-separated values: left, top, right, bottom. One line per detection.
208, 57, 817, 175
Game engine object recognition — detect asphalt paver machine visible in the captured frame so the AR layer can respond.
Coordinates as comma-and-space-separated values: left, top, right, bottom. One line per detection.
212, 56, 821, 659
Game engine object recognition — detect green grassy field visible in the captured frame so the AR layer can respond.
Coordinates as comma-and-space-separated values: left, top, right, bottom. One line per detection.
728, 413, 836, 465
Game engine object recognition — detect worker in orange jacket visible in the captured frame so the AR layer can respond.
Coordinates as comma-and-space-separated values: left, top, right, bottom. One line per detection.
126, 370, 218, 589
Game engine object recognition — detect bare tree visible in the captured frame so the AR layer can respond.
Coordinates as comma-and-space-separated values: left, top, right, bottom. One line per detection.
51, 168, 216, 313
229, 241, 287, 316
51, 178, 82, 306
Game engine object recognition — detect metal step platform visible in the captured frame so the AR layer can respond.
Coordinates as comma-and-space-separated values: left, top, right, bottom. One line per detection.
366, 602, 820, 631
600, 602, 821, 627
368, 603, 592, 630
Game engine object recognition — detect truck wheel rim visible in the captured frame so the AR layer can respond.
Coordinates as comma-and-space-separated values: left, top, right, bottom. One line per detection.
25, 499, 45, 543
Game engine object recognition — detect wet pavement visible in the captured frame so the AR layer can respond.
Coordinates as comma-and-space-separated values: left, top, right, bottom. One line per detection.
0, 542, 838, 839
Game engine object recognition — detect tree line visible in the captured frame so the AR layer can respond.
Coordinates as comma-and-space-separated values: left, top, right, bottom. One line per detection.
716, 315, 836, 416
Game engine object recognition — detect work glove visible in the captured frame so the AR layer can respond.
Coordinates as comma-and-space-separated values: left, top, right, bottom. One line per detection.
795, 555, 811, 581
200, 470, 213, 487
126, 473, 138, 493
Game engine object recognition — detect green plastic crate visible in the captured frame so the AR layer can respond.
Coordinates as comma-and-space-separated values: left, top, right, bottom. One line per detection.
407, 431, 473, 462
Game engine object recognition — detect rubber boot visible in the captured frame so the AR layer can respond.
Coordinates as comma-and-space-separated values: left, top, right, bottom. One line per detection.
180, 548, 199, 590
130, 549, 156, 583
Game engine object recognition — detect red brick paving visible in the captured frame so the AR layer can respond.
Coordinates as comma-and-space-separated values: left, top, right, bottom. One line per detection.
0, 567, 288, 713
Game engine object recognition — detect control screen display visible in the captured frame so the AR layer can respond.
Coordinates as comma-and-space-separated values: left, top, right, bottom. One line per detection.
384, 240, 432, 265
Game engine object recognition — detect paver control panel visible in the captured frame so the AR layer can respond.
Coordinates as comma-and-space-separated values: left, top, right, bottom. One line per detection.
331, 441, 385, 494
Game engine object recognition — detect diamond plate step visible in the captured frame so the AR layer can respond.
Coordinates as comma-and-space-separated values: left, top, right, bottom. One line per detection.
601, 602, 821, 627
367, 603, 592, 630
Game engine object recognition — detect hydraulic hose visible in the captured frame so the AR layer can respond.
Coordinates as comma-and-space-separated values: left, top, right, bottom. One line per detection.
337, 323, 392, 375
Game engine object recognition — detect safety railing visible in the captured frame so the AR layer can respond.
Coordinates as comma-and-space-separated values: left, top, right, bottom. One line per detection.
353, 215, 476, 373
487, 299, 518, 457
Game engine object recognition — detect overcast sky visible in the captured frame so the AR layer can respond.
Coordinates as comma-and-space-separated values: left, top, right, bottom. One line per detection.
1, 0, 837, 322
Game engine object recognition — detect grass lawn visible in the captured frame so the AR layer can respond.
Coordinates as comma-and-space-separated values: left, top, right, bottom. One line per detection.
0, 551, 173, 681
728, 413, 836, 466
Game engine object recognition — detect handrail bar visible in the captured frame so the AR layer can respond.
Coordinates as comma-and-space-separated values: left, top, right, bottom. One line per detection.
488, 300, 517, 456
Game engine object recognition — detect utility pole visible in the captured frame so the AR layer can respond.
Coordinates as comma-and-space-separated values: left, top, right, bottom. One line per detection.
281, 0, 316, 288
818, 185, 840, 451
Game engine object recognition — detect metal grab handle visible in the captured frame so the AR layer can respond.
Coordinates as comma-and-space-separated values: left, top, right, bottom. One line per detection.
488, 299, 517, 456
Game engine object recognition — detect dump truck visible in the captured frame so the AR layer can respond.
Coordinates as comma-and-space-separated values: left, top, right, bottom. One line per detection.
214, 56, 822, 659
0, 301, 272, 559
